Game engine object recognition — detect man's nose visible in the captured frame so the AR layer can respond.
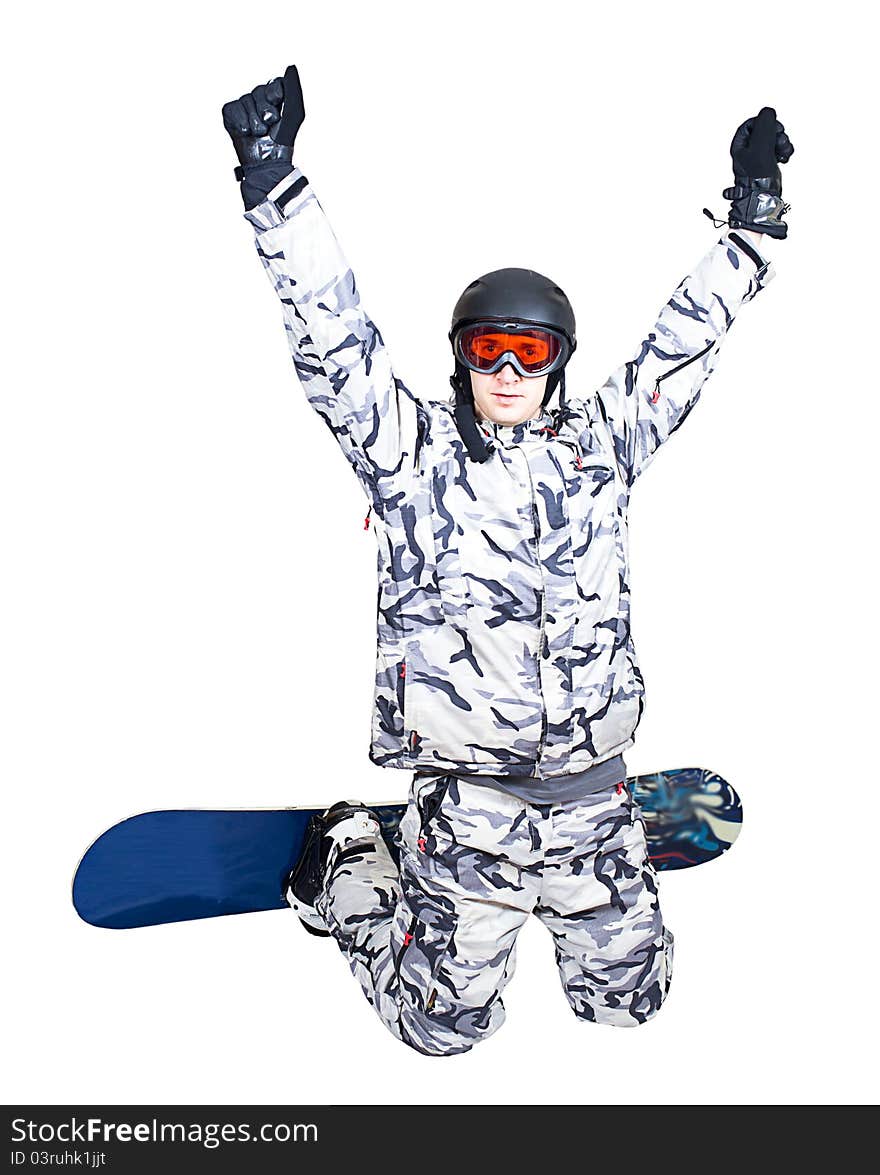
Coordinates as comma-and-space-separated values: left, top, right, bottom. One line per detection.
497, 363, 520, 384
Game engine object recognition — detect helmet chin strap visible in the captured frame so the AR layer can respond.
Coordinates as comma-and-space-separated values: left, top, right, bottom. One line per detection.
542, 368, 566, 408
450, 363, 492, 463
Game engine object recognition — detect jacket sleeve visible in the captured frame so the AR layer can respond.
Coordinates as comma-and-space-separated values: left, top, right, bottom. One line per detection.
244, 168, 424, 503
590, 231, 776, 485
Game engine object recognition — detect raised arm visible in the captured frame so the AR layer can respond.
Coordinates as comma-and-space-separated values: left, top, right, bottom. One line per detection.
592, 107, 794, 486
222, 67, 424, 505
595, 228, 774, 485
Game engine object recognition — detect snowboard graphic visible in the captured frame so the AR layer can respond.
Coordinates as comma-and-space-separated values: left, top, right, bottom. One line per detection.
73, 767, 741, 930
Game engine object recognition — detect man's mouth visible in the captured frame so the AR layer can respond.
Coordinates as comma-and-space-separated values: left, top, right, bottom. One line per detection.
492, 392, 520, 401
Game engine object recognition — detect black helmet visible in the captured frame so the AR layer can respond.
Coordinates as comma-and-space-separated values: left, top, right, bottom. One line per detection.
450, 267, 577, 351
448, 267, 577, 462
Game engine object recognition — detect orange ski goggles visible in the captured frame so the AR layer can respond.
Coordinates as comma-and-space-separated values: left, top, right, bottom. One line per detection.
455, 322, 568, 378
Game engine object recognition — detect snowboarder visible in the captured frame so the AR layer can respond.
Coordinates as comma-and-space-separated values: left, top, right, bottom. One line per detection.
222, 66, 793, 1056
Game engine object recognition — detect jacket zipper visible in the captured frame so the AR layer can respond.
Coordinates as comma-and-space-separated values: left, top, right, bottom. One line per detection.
652, 339, 715, 401
536, 626, 548, 760
526, 469, 549, 764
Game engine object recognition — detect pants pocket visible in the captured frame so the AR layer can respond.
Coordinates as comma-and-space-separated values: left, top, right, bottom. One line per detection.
415, 774, 452, 845
394, 882, 458, 1015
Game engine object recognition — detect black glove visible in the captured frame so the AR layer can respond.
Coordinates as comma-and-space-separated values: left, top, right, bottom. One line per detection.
222, 65, 305, 210
723, 107, 794, 238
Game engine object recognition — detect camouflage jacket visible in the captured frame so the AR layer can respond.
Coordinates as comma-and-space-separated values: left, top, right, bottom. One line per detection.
245, 168, 775, 780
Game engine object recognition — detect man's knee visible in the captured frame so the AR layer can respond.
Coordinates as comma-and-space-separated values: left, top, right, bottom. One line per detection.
571, 979, 671, 1027
566, 927, 675, 1027
396, 996, 506, 1057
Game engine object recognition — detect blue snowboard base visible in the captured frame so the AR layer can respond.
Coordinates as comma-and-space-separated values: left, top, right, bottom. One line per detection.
73, 768, 741, 930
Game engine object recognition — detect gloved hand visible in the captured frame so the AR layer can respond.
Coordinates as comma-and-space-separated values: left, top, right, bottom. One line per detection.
222, 65, 305, 210
723, 107, 794, 238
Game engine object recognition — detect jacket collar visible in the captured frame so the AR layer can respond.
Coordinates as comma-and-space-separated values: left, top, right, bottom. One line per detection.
477, 409, 556, 449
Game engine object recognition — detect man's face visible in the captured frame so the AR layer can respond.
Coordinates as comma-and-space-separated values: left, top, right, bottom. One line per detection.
470, 365, 549, 425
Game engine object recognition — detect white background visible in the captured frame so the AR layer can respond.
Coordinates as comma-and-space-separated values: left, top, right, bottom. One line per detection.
3, 0, 877, 1106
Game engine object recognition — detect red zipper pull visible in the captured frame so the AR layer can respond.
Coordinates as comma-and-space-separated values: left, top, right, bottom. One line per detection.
650, 384, 661, 405
363, 505, 372, 531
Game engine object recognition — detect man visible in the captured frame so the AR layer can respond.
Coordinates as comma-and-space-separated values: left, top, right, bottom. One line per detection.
222, 67, 793, 1056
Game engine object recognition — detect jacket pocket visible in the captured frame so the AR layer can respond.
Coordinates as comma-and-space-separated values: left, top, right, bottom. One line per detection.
564, 459, 617, 528
432, 525, 470, 625
575, 460, 615, 488
651, 339, 715, 400
570, 462, 617, 527
429, 465, 471, 626
370, 648, 407, 757
566, 460, 621, 620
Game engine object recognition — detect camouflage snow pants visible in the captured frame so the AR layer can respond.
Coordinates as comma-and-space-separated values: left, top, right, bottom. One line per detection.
316, 773, 674, 1057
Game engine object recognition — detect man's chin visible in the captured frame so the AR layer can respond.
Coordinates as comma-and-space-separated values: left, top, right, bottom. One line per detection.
478, 398, 537, 426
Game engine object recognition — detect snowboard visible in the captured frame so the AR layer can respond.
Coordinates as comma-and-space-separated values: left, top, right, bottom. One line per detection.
72, 767, 741, 930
